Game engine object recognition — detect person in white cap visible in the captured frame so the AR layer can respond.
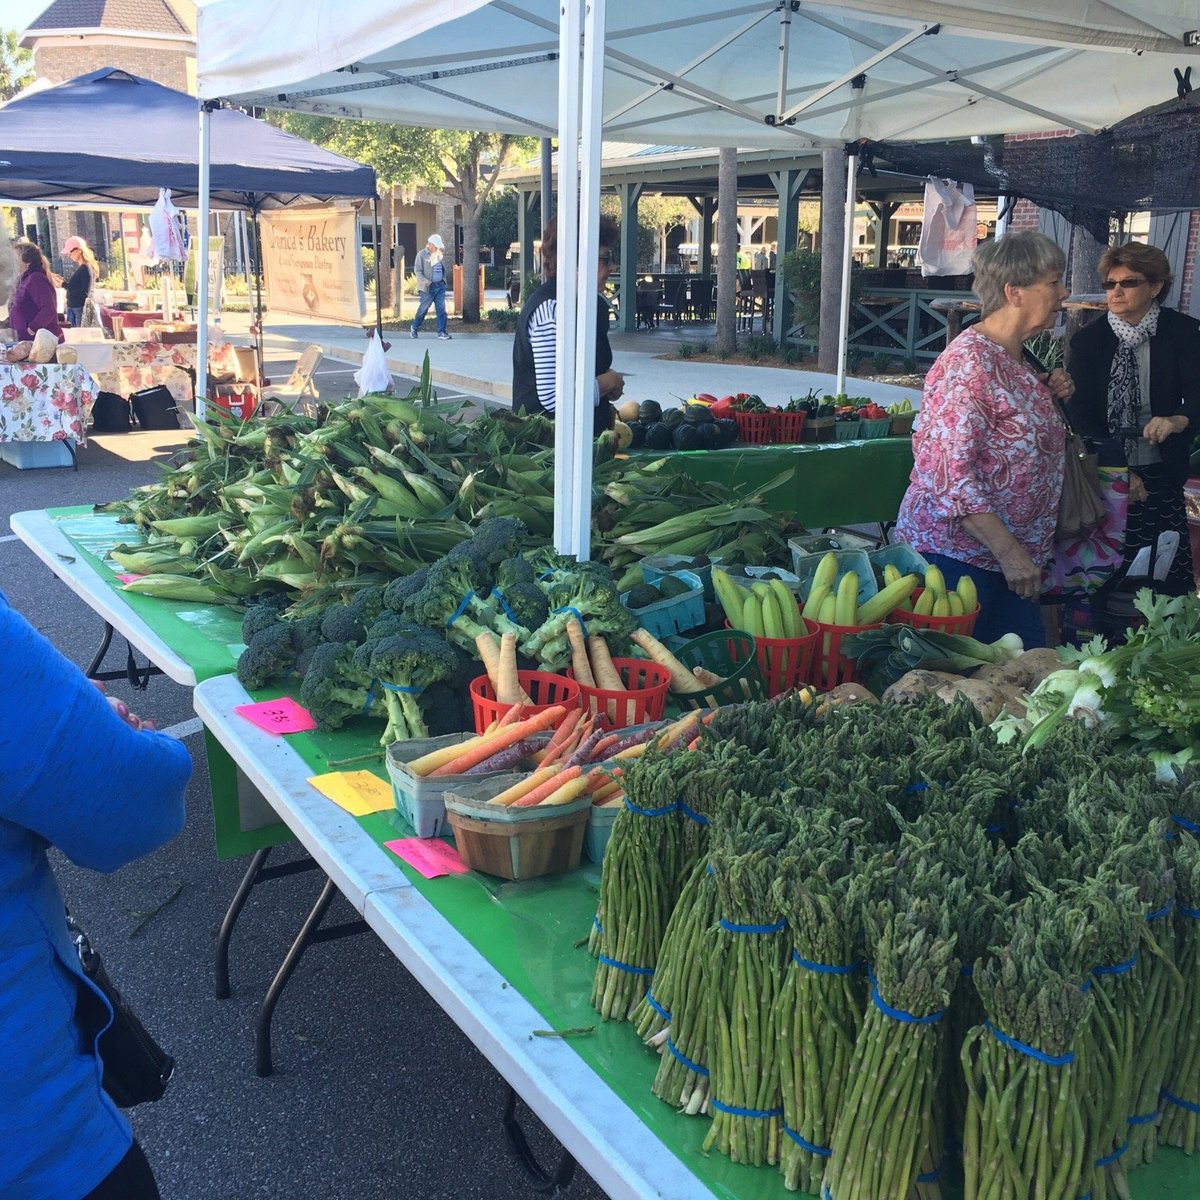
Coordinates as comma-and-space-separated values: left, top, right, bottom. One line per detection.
411, 232, 451, 340
61, 236, 99, 328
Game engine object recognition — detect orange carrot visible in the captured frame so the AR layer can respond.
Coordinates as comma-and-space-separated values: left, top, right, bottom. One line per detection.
405, 732, 491, 777
488, 765, 558, 807
497, 701, 527, 729
429, 705, 566, 776
511, 765, 582, 807
540, 708, 583, 761
589, 732, 621, 761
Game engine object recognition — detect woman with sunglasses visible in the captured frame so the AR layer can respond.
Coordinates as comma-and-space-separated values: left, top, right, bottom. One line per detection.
512, 214, 623, 436
1068, 242, 1200, 595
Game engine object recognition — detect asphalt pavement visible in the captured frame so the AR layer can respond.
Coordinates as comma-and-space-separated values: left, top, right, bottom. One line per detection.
1, 358, 611, 1200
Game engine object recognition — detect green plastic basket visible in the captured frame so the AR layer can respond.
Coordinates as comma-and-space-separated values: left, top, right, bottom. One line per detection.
669, 629, 767, 709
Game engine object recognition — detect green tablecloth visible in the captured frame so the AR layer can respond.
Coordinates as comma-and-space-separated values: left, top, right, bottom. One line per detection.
638, 438, 914, 527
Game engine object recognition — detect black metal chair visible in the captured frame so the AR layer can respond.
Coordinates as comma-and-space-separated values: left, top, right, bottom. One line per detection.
657, 277, 688, 328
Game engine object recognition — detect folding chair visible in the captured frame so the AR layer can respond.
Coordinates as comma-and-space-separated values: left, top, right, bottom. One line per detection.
259, 345, 322, 417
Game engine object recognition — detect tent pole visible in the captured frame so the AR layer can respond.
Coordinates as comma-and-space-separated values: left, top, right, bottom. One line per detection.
251, 205, 265, 390
118, 211, 129, 291
372, 194, 384, 337
835, 142, 858, 395
196, 103, 212, 422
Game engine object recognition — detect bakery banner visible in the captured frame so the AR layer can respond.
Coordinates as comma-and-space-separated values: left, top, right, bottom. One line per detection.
260, 208, 365, 323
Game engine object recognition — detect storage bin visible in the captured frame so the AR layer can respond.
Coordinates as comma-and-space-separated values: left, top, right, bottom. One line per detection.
893, 590, 980, 637
444, 779, 591, 880
669, 629, 766, 709
867, 543, 930, 586
834, 419, 862, 441
805, 416, 836, 444
753, 623, 820, 697
859, 417, 892, 439
772, 411, 807, 444
641, 554, 723, 602
733, 411, 773, 445
386, 733, 541, 839
0, 440, 75, 470
788, 547, 878, 608
791, 532, 878, 556
622, 569, 705, 638
889, 411, 916, 437
570, 657, 671, 729
811, 620, 882, 690
469, 671, 580, 735
721, 564, 804, 596
584, 801, 621, 864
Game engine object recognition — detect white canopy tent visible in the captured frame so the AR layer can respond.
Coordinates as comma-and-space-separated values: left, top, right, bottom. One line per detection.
196, 0, 1200, 559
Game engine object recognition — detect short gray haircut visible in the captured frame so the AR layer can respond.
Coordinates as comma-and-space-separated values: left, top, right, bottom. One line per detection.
972, 231, 1066, 317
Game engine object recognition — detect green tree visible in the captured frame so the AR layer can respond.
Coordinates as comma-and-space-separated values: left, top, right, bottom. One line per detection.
0, 29, 34, 102
636, 194, 694, 271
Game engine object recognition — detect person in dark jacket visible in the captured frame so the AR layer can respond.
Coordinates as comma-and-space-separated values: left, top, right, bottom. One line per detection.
1, 590, 192, 1199
61, 236, 99, 328
1068, 242, 1200, 595
8, 241, 64, 343
512, 214, 624, 437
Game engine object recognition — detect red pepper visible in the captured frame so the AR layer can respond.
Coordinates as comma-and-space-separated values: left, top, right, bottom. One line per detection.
692, 392, 718, 405
710, 396, 736, 418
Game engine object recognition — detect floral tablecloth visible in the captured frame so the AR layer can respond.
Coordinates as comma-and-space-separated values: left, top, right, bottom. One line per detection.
0, 363, 96, 445
71, 341, 241, 409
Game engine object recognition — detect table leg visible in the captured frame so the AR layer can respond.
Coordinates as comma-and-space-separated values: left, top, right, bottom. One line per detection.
84, 620, 158, 689
502, 1086, 578, 1194
254, 873, 370, 1077
85, 621, 115, 678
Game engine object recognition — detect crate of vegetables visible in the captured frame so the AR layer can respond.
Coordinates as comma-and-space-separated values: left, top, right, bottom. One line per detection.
621, 569, 704, 639
857, 401, 893, 438
641, 554, 723, 602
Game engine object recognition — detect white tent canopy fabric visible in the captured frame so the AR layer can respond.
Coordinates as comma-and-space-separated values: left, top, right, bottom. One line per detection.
196, 0, 1200, 558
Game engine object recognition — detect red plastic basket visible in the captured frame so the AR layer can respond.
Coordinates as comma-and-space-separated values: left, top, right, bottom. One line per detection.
734, 411, 774, 445
892, 590, 980, 637
772, 411, 808, 444
811, 620, 882, 690
724, 620, 818, 697
469, 671, 581, 735
569, 658, 672, 729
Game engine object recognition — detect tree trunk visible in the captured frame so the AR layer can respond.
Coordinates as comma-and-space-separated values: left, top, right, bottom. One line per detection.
716, 146, 738, 355
461, 201, 482, 325
818, 145, 847, 374
378, 188, 394, 313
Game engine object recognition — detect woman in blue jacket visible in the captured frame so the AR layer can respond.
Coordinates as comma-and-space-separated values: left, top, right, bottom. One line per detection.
1, 593, 192, 1199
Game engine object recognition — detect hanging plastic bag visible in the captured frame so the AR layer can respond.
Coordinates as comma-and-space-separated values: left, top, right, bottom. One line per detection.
149, 189, 186, 262
354, 333, 393, 396
918, 178, 977, 277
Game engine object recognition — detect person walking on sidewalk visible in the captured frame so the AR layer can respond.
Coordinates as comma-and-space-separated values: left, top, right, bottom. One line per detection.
411, 233, 451, 340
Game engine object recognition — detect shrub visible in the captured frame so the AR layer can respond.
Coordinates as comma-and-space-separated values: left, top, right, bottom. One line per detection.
677, 342, 696, 359
744, 333, 778, 361
486, 308, 520, 332
1022, 331, 1064, 371
716, 346, 733, 361
847, 349, 865, 374
872, 352, 893, 374
780, 248, 864, 338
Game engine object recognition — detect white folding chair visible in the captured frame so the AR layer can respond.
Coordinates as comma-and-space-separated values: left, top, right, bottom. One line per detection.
259, 345, 322, 416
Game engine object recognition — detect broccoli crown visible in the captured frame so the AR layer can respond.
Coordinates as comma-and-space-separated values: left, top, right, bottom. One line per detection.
284, 611, 327, 652
468, 518, 527, 571
348, 584, 385, 625
363, 610, 420, 645
368, 629, 459, 692
299, 641, 375, 730
237, 624, 298, 690
241, 595, 291, 643
319, 601, 368, 646
402, 557, 478, 629
382, 567, 429, 613
496, 554, 536, 592
522, 546, 577, 578
496, 580, 550, 630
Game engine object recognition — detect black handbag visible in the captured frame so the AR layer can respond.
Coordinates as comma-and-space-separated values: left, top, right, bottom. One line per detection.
90, 390, 132, 434
130, 385, 179, 430
67, 913, 175, 1108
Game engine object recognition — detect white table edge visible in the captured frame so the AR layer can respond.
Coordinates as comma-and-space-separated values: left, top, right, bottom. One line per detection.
193, 673, 714, 1200
10, 509, 196, 686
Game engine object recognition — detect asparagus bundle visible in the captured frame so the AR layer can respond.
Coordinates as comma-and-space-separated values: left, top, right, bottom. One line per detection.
1161, 835, 1200, 1152
826, 896, 959, 1200
702, 817, 792, 1167
772, 825, 864, 1195
962, 895, 1092, 1200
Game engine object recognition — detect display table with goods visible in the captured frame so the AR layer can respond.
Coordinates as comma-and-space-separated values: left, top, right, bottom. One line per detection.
0, 362, 96, 468
71, 338, 242, 411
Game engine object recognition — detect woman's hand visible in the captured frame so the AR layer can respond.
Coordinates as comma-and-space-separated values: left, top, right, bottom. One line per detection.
91, 680, 155, 731
1041, 368, 1075, 401
1142, 414, 1188, 445
1128, 471, 1148, 504
597, 370, 624, 401
997, 545, 1042, 601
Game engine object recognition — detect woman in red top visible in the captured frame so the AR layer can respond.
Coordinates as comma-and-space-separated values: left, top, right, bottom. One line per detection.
895, 232, 1073, 647
8, 242, 64, 343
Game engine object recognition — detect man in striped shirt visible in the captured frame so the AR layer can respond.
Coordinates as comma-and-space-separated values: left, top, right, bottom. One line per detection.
511, 215, 624, 436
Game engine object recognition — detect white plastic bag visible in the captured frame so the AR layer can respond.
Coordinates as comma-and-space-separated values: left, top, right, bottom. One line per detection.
354, 333, 393, 396
918, 179, 977, 277
149, 189, 186, 261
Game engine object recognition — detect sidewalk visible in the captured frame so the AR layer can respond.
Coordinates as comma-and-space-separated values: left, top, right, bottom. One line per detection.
219, 305, 923, 411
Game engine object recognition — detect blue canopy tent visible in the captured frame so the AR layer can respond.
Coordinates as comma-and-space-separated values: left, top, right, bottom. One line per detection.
0, 68, 378, 387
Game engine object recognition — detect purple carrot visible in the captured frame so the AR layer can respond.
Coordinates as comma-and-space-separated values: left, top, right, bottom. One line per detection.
463, 738, 539, 775
590, 723, 661, 762
564, 727, 609, 770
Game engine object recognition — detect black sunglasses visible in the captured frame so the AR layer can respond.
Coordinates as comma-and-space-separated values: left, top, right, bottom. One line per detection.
1103, 277, 1147, 291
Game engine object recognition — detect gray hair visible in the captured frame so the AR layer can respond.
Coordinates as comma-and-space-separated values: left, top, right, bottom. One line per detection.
972, 231, 1066, 317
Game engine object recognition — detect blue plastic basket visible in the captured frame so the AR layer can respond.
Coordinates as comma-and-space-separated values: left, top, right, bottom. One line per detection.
867, 542, 930, 586
641, 554, 723, 602
622, 569, 705, 638
789, 548, 879, 607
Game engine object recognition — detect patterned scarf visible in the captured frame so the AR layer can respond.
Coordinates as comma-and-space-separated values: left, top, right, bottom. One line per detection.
1106, 303, 1158, 451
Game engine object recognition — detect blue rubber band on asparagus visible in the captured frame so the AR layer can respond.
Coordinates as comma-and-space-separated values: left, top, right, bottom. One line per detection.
596, 953, 654, 977
1180, 903, 1200, 920
905, 781, 928, 794
791, 950, 860, 976
1146, 899, 1174, 921
678, 801, 709, 826
782, 1127, 832, 1157
1094, 1142, 1128, 1168
960, 964, 974, 977
666, 1037, 708, 1077
592, 915, 602, 934
552, 605, 586, 636
985, 823, 1006, 834
378, 681, 423, 694
645, 991, 672, 1023
1161, 1090, 1200, 1115
867, 968, 944, 1024
823, 1184, 834, 1200
709, 1098, 783, 1119
1093, 953, 1138, 976
917, 1156, 946, 1184
1173, 813, 1200, 835
1127, 1109, 1159, 1125
985, 1021, 1075, 1066
623, 797, 677, 818
491, 588, 519, 623
447, 590, 475, 626
720, 916, 787, 935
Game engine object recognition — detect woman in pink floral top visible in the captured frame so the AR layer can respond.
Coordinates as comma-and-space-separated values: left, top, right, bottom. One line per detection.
896, 232, 1073, 647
